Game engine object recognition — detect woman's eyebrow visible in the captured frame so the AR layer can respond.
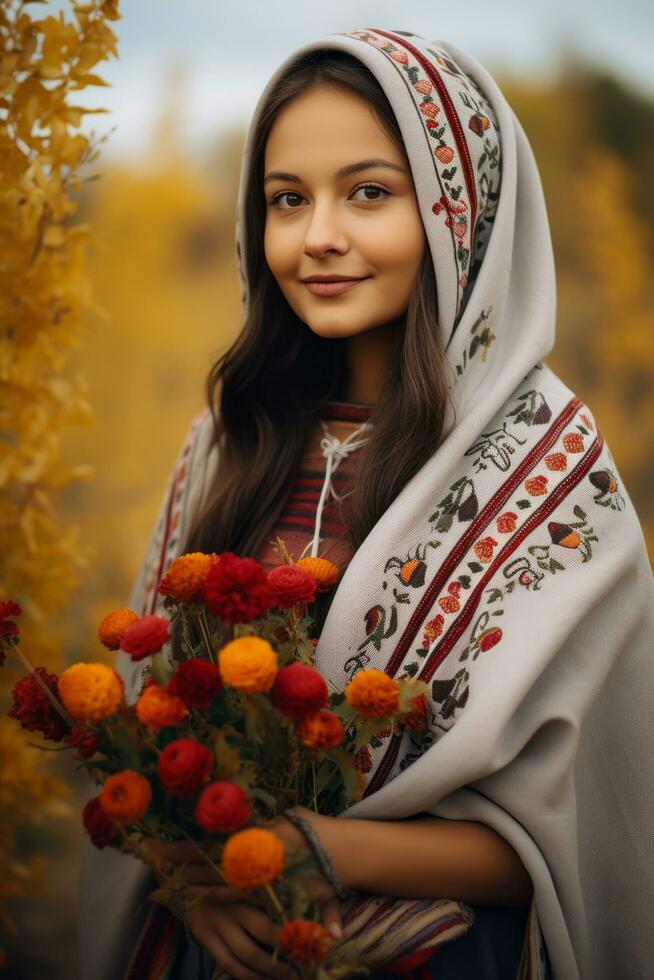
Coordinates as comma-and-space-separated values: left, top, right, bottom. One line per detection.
263, 158, 408, 185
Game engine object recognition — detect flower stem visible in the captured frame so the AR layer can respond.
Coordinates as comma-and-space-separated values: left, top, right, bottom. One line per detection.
264, 881, 288, 923
197, 608, 216, 663
166, 820, 231, 887
311, 759, 318, 812
7, 638, 75, 729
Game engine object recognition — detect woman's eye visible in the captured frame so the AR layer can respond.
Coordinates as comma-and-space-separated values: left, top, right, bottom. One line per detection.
270, 191, 304, 210
269, 183, 390, 210
351, 183, 390, 202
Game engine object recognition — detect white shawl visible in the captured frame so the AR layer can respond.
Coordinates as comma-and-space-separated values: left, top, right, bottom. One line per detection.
79, 29, 654, 980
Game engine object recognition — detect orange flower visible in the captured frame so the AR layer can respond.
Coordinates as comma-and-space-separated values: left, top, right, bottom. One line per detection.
295, 556, 340, 592
100, 770, 152, 827
279, 919, 334, 961
221, 827, 284, 890
135, 683, 188, 731
98, 609, 139, 651
217, 636, 278, 693
59, 663, 124, 722
297, 709, 344, 749
345, 668, 400, 718
158, 552, 219, 603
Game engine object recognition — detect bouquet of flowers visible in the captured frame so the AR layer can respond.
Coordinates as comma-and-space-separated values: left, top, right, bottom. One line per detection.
2, 538, 468, 979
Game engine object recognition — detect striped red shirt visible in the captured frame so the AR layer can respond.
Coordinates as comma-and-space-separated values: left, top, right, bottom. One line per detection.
256, 400, 374, 573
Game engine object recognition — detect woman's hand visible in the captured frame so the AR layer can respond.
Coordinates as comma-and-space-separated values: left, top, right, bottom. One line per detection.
143, 806, 344, 937
268, 806, 343, 941
185, 894, 299, 980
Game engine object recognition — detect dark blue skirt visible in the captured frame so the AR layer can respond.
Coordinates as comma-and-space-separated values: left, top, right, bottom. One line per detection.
374, 904, 529, 980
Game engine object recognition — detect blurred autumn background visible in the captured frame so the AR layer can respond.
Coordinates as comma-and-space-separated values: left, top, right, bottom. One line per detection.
1, 0, 653, 976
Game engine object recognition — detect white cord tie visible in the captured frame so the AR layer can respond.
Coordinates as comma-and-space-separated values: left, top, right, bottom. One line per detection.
301, 420, 373, 560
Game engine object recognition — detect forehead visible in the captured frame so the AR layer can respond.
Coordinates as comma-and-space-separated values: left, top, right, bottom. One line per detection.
264, 84, 403, 170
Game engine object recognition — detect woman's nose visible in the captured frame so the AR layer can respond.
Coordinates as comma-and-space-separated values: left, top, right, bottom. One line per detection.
303, 199, 349, 256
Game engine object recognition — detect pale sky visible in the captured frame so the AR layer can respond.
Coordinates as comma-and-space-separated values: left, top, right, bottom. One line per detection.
47, 0, 653, 160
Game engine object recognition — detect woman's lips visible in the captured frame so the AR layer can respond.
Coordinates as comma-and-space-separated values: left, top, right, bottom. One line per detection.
302, 277, 369, 296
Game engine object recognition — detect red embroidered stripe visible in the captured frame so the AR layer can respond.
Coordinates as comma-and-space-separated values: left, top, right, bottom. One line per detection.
383, 397, 581, 677
421, 429, 605, 682
296, 471, 350, 484
365, 423, 604, 795
321, 400, 374, 422
149, 465, 182, 615
372, 29, 478, 237
280, 515, 348, 535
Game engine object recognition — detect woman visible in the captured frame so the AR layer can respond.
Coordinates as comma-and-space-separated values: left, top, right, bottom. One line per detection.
78, 28, 654, 980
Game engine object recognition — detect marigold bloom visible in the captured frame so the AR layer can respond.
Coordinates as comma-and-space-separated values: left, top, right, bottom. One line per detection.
271, 663, 328, 720
202, 552, 274, 623
217, 636, 278, 693
121, 614, 170, 661
279, 919, 333, 961
266, 564, 316, 608
344, 668, 400, 718
158, 552, 219, 603
8, 666, 68, 741
195, 781, 252, 833
157, 738, 214, 797
0, 600, 22, 652
98, 609, 139, 651
297, 709, 344, 749
136, 683, 188, 731
221, 827, 284, 890
59, 663, 125, 722
167, 658, 222, 710
296, 556, 340, 592
99, 770, 152, 827
83, 796, 120, 849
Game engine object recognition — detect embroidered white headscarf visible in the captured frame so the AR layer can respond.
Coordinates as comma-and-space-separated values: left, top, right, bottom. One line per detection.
79, 29, 654, 980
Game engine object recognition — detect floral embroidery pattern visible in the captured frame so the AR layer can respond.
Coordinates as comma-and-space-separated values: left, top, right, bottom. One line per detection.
360, 393, 619, 795
454, 306, 496, 376
341, 28, 501, 325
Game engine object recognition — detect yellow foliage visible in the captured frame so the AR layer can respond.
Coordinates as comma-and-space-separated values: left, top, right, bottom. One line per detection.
0, 0, 119, 945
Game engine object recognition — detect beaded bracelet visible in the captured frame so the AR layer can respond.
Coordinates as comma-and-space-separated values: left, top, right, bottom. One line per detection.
283, 807, 354, 902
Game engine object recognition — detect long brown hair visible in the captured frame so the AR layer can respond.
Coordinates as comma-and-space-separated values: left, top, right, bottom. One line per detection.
178, 49, 455, 646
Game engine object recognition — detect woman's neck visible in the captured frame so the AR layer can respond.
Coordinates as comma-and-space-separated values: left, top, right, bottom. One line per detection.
344, 319, 401, 405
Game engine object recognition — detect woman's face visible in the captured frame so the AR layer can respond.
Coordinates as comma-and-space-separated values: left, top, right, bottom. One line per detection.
263, 83, 427, 340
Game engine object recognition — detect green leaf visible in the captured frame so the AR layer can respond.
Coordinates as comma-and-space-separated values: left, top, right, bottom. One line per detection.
457, 575, 471, 588
573, 505, 586, 520
516, 499, 531, 509
467, 561, 483, 572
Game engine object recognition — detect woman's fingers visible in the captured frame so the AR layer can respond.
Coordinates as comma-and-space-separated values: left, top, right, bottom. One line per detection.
320, 896, 343, 940
212, 905, 295, 980
157, 840, 203, 864
197, 927, 269, 980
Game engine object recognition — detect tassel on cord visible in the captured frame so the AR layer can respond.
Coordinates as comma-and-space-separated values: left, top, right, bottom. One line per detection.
299, 420, 373, 560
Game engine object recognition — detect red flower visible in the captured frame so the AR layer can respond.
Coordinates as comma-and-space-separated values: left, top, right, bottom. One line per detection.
201, 552, 274, 623
120, 615, 171, 661
496, 512, 517, 534
0, 600, 22, 662
82, 796, 120, 849
271, 663, 328, 720
0, 600, 22, 619
157, 738, 214, 797
167, 659, 223, 710
473, 536, 498, 563
267, 565, 317, 609
68, 724, 99, 759
7, 667, 68, 742
195, 781, 252, 833
478, 627, 503, 652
